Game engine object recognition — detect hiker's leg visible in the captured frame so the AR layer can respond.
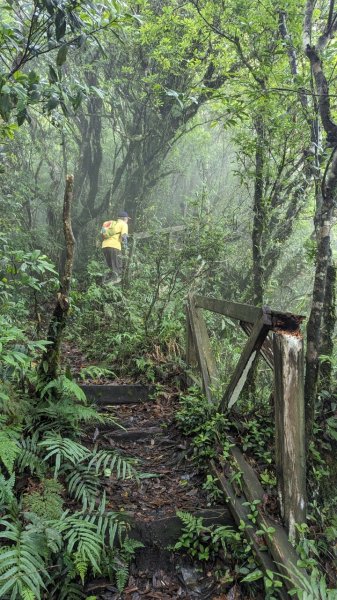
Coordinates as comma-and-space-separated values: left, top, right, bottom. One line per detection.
102, 248, 116, 282
110, 249, 122, 283
103, 247, 113, 270
111, 249, 122, 276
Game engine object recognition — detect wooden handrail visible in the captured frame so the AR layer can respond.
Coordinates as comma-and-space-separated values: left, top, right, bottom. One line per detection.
185, 293, 307, 543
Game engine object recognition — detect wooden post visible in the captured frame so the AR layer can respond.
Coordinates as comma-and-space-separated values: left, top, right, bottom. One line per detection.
186, 305, 197, 369
273, 331, 306, 538
186, 296, 219, 403
240, 321, 274, 369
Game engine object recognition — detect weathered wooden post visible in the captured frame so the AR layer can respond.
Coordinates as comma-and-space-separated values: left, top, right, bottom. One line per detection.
186, 295, 219, 403
186, 305, 197, 370
273, 330, 306, 539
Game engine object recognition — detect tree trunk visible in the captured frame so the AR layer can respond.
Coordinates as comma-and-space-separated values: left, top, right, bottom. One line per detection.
38, 175, 75, 384
319, 253, 336, 393
252, 116, 265, 306
304, 176, 336, 439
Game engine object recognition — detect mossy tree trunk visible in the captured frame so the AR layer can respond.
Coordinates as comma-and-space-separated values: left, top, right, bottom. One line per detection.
304, 3, 337, 438
38, 175, 75, 384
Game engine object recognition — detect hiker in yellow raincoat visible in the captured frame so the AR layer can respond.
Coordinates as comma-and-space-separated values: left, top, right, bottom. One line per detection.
101, 211, 130, 284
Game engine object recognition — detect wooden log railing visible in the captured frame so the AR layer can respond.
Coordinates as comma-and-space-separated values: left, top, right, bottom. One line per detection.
186, 294, 308, 593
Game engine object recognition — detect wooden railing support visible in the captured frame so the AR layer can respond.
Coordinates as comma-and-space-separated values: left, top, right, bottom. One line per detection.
186, 295, 219, 403
273, 331, 306, 538
219, 310, 271, 411
185, 294, 307, 542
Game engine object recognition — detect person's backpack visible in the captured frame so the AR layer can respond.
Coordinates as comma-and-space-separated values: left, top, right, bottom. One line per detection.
101, 220, 119, 240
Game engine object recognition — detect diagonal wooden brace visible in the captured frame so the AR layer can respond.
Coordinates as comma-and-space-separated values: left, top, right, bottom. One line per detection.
219, 309, 271, 411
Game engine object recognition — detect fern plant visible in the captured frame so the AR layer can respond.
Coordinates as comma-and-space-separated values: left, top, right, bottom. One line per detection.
287, 567, 337, 599
106, 537, 144, 592
88, 448, 137, 479
53, 512, 104, 575
0, 473, 15, 510
39, 436, 90, 477
22, 479, 64, 520
0, 518, 50, 599
16, 434, 46, 477
65, 464, 99, 510
0, 424, 22, 474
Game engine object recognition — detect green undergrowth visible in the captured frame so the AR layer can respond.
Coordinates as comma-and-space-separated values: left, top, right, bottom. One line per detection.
175, 387, 337, 597
0, 240, 144, 599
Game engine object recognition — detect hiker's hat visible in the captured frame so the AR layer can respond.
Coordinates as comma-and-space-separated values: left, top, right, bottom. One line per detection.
118, 210, 131, 219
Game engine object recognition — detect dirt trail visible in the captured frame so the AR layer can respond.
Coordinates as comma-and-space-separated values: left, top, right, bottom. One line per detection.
82, 389, 233, 600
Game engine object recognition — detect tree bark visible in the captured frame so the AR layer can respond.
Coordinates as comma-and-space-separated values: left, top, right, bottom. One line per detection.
252, 116, 265, 306
304, 6, 337, 436
319, 254, 336, 393
38, 175, 75, 383
304, 162, 337, 439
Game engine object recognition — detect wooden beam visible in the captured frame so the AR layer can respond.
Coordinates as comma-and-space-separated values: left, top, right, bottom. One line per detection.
273, 332, 306, 538
186, 296, 219, 403
193, 297, 304, 331
240, 321, 274, 369
219, 312, 271, 411
126, 508, 234, 547
81, 384, 153, 405
210, 463, 288, 599
222, 444, 309, 592
194, 296, 261, 324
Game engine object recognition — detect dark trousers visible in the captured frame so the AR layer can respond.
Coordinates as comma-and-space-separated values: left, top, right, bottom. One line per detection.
103, 247, 122, 276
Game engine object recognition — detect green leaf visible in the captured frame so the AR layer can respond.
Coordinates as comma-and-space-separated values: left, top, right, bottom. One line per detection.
241, 569, 263, 582
56, 44, 68, 66
48, 66, 58, 84
55, 9, 66, 41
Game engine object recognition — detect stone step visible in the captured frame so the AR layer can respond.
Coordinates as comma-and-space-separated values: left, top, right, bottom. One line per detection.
81, 384, 154, 405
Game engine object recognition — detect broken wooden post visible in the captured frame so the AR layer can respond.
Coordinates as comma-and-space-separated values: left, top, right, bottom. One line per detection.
273, 330, 306, 538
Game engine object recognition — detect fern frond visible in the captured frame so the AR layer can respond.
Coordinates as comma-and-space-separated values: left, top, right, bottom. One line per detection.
35, 400, 104, 427
39, 436, 90, 477
21, 587, 36, 600
88, 449, 137, 480
53, 513, 103, 574
0, 428, 21, 474
0, 518, 49, 599
121, 538, 144, 556
115, 562, 129, 592
176, 510, 204, 532
39, 376, 87, 404
73, 551, 88, 584
0, 473, 15, 508
65, 465, 99, 510
84, 493, 126, 548
23, 479, 64, 520
79, 366, 116, 381
16, 435, 45, 477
